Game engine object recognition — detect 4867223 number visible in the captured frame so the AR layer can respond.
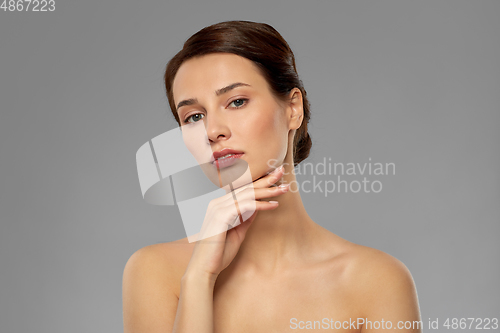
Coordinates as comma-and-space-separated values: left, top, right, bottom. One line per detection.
1, 0, 55, 11
442, 317, 498, 330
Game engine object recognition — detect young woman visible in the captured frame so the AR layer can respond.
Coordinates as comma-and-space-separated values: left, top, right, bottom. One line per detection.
123, 20, 422, 333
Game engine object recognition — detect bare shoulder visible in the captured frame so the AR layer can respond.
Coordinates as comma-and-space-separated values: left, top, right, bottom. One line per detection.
127, 237, 195, 266
122, 238, 195, 333
304, 226, 416, 293
123, 237, 195, 293
344, 242, 415, 283
316, 228, 411, 272
337, 241, 421, 322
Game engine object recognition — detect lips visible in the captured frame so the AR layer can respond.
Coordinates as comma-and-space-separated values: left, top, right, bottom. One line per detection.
212, 148, 244, 162
211, 148, 244, 165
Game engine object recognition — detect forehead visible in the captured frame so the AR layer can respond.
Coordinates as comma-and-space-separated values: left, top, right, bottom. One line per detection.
172, 53, 268, 102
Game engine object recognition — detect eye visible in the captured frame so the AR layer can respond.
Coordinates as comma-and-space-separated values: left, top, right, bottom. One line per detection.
228, 98, 248, 109
183, 113, 205, 124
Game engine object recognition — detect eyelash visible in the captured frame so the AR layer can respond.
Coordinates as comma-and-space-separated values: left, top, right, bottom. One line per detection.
182, 98, 249, 124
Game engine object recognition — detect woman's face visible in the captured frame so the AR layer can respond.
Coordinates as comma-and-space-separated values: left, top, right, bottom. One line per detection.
172, 53, 297, 187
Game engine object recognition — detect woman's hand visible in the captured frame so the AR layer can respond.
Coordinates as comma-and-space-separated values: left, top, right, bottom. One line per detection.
183, 164, 289, 282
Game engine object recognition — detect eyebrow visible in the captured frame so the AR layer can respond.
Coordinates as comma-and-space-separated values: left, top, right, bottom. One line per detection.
176, 82, 251, 112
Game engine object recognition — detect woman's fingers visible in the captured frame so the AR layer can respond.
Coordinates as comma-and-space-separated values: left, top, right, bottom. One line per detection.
253, 164, 285, 188
231, 164, 285, 197
220, 165, 288, 223
198, 189, 284, 240
229, 185, 289, 213
210, 165, 284, 208
201, 165, 287, 229
248, 183, 290, 199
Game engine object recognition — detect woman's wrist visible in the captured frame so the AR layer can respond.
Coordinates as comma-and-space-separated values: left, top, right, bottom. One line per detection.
181, 269, 217, 288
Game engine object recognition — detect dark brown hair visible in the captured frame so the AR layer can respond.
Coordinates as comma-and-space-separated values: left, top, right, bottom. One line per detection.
164, 20, 312, 167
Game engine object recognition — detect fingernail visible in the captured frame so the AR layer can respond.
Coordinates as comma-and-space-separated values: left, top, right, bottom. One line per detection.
269, 201, 279, 204
278, 183, 290, 189
273, 165, 284, 173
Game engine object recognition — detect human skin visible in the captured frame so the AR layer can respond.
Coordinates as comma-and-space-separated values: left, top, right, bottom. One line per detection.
122, 53, 422, 333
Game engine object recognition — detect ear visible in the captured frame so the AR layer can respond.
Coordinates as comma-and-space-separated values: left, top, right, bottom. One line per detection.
287, 88, 304, 130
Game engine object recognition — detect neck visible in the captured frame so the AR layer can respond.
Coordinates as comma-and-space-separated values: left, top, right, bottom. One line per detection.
233, 162, 320, 274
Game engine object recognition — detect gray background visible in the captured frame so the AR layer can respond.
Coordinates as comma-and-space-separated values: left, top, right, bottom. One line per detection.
1, 0, 499, 332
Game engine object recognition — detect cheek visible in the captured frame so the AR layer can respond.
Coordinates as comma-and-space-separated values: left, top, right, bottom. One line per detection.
243, 106, 288, 160
241, 107, 282, 141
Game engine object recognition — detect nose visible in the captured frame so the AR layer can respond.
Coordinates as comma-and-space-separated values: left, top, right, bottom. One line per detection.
205, 111, 230, 143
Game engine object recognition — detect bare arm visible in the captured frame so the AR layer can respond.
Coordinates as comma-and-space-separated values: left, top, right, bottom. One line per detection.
356, 250, 422, 333
172, 271, 216, 332
122, 245, 219, 333
122, 246, 180, 333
